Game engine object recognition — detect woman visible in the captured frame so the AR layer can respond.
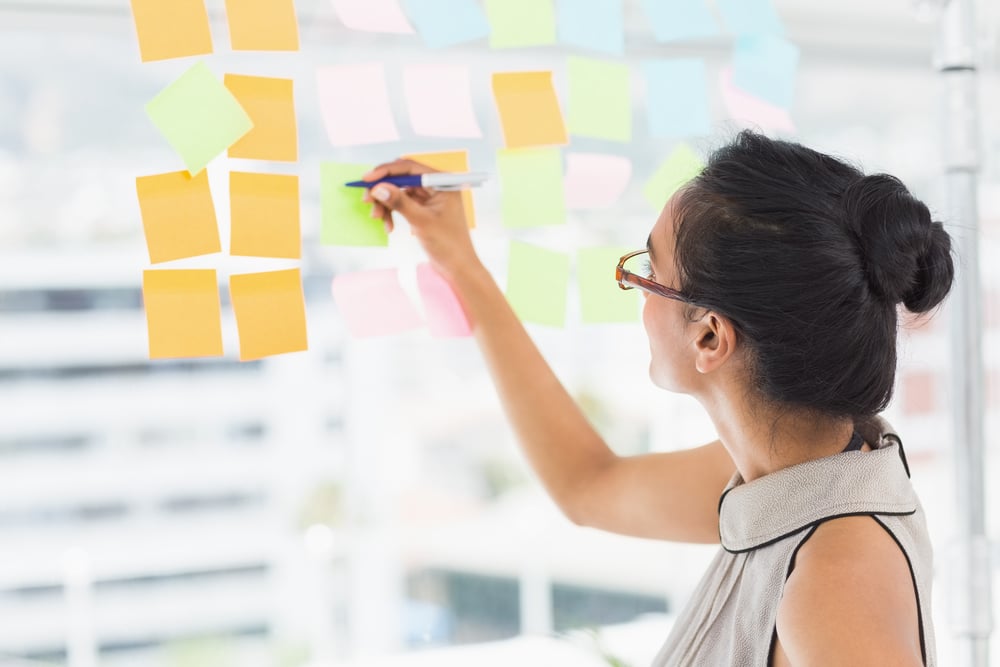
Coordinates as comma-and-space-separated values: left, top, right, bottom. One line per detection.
361, 131, 953, 666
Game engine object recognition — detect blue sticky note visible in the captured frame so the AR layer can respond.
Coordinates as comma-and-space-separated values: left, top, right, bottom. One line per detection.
556, 0, 624, 55
639, 0, 718, 42
733, 36, 799, 109
716, 0, 784, 36
401, 0, 490, 49
643, 59, 711, 139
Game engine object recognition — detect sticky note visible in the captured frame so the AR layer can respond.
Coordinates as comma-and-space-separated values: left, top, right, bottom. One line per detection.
578, 247, 640, 323
224, 75, 297, 161
225, 0, 300, 51
643, 144, 704, 210
317, 63, 400, 146
567, 57, 631, 142
733, 35, 799, 109
642, 59, 711, 139
331, 0, 415, 33
497, 147, 565, 229
130, 0, 213, 62
230, 268, 308, 361
556, 0, 624, 55
491, 71, 568, 149
639, 0, 718, 42
719, 66, 795, 134
401, 0, 490, 48
320, 162, 387, 246
416, 263, 472, 337
143, 269, 223, 359
485, 0, 556, 48
403, 64, 482, 138
564, 153, 632, 209
332, 269, 425, 338
136, 170, 221, 264
145, 62, 254, 176
230, 172, 300, 259
716, 0, 784, 36
404, 150, 477, 228
506, 242, 570, 327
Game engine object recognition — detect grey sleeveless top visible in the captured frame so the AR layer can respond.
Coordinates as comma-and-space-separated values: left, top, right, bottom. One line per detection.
651, 417, 936, 666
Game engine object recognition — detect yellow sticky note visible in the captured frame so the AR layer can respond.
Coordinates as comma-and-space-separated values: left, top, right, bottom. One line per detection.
225, 75, 298, 161
491, 71, 568, 149
230, 172, 300, 259
143, 270, 223, 359
404, 150, 477, 229
136, 170, 221, 264
230, 268, 308, 361
225, 0, 300, 51
129, 0, 213, 62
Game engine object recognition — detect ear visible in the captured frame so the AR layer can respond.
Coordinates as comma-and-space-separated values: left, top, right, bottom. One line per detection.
693, 312, 738, 374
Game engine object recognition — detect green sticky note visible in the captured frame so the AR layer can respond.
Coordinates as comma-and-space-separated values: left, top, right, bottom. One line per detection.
320, 162, 387, 247
578, 247, 640, 323
506, 242, 570, 327
145, 61, 253, 176
485, 0, 556, 48
643, 143, 704, 210
567, 57, 631, 142
497, 147, 566, 229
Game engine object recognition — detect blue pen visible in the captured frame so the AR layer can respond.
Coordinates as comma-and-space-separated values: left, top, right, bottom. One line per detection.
345, 171, 490, 191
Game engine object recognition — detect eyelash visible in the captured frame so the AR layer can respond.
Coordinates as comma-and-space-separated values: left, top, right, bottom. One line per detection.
639, 258, 655, 279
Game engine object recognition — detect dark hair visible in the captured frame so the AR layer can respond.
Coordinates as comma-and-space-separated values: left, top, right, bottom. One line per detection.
672, 130, 955, 418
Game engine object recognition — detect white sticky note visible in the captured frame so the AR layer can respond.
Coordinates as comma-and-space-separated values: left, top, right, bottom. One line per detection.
564, 153, 632, 209
330, 0, 415, 33
317, 63, 400, 146
403, 64, 482, 138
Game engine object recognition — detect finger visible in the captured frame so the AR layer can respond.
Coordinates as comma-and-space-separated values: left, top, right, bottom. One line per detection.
371, 202, 384, 219
363, 158, 437, 181
371, 183, 419, 219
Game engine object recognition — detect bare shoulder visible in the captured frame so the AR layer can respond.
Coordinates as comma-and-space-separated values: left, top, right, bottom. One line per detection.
774, 515, 923, 666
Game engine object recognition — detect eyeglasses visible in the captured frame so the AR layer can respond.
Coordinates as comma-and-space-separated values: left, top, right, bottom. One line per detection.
616, 249, 692, 303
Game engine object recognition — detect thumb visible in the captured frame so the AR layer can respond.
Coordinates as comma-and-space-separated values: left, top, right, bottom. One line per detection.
371, 183, 423, 221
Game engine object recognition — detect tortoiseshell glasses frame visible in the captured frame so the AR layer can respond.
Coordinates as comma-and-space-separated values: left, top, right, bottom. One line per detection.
615, 249, 693, 304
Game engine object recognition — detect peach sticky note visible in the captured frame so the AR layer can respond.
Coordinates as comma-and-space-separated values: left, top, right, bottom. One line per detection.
491, 71, 568, 149
317, 63, 400, 146
332, 269, 425, 338
416, 263, 472, 337
230, 268, 309, 361
143, 269, 223, 359
136, 170, 221, 264
331, 0, 415, 33
403, 64, 482, 138
225, 74, 298, 161
564, 153, 632, 209
129, 0, 213, 62
225, 0, 300, 51
404, 149, 477, 229
230, 172, 300, 259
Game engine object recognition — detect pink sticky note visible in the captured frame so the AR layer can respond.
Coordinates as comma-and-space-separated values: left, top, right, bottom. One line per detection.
719, 66, 796, 134
416, 263, 472, 337
330, 0, 414, 33
317, 63, 400, 146
332, 269, 425, 337
564, 153, 632, 209
403, 64, 482, 138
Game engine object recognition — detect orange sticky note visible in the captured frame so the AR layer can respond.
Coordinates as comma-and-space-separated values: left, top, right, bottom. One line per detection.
225, 0, 300, 51
129, 0, 213, 62
230, 172, 300, 259
230, 268, 308, 361
136, 170, 221, 264
225, 75, 298, 161
143, 269, 223, 359
491, 71, 568, 149
404, 150, 477, 229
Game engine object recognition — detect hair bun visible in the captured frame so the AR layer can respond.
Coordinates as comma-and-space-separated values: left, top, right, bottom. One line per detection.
840, 174, 954, 313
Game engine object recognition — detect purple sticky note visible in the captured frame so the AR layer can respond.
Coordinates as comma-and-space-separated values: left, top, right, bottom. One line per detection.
317, 63, 401, 146
416, 263, 472, 337
331, 269, 425, 337
719, 66, 795, 134
564, 153, 632, 209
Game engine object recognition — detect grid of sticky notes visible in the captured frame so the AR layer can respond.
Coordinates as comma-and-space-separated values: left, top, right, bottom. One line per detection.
132, 0, 306, 361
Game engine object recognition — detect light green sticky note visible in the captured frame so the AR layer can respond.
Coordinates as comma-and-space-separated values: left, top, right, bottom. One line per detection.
506, 241, 570, 327
320, 162, 387, 247
485, 0, 556, 48
497, 147, 566, 229
578, 247, 640, 323
642, 143, 704, 210
145, 61, 253, 176
567, 57, 631, 142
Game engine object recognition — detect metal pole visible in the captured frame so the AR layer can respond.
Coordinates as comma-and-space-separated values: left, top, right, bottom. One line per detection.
937, 0, 992, 665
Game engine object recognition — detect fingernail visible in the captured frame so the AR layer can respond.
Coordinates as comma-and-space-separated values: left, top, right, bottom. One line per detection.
373, 187, 389, 202
362, 169, 376, 179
